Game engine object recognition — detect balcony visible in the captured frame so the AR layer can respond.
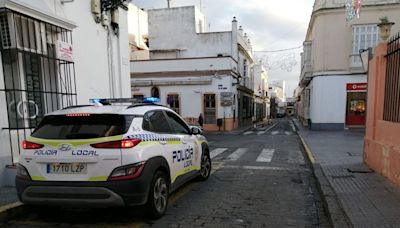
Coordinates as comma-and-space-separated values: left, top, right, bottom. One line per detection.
349, 54, 364, 72
299, 41, 313, 87
299, 61, 313, 87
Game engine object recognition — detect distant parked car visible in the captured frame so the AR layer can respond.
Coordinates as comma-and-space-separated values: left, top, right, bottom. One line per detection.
276, 112, 286, 118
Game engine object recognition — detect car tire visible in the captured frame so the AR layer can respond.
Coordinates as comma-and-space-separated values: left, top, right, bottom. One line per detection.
197, 152, 211, 181
145, 170, 169, 219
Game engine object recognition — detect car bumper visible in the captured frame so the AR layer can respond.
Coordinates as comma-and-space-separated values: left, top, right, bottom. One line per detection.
16, 172, 152, 207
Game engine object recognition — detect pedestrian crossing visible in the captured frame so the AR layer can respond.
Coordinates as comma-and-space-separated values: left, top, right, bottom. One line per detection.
210, 148, 227, 159
256, 149, 275, 162
209, 147, 305, 165
226, 148, 248, 161
242, 129, 296, 136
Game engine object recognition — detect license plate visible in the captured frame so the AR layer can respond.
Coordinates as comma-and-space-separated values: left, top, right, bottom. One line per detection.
47, 163, 87, 174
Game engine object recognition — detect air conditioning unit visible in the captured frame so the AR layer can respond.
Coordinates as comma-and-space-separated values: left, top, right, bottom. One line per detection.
0, 13, 47, 55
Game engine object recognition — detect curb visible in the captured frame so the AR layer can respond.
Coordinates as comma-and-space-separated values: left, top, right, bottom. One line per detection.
295, 121, 352, 228
0, 201, 24, 223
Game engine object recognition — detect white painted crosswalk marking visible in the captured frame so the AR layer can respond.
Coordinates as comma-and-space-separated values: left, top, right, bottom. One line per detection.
256, 149, 275, 162
290, 121, 296, 132
225, 148, 248, 161
243, 131, 253, 135
257, 131, 266, 135
271, 131, 279, 135
210, 148, 228, 159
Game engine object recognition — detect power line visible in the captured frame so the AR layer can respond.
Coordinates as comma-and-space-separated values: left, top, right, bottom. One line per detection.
253, 45, 302, 53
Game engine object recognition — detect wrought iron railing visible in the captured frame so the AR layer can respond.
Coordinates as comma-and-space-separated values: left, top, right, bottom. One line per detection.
383, 33, 400, 123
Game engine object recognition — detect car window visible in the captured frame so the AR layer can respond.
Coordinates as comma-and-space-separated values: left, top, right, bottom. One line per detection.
165, 111, 190, 135
142, 110, 171, 133
31, 114, 134, 139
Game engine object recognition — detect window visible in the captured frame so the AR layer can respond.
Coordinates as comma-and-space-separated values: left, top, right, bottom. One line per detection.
352, 25, 378, 66
204, 94, 216, 124
142, 110, 170, 133
167, 94, 180, 114
165, 111, 190, 134
31, 114, 134, 139
151, 87, 160, 98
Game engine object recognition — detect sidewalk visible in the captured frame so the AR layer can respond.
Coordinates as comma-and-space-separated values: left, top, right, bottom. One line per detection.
294, 118, 400, 228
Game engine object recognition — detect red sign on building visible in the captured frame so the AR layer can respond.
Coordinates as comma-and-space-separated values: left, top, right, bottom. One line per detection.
346, 83, 367, 91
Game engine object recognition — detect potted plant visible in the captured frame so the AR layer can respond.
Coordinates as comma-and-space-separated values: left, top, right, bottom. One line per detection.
377, 16, 395, 42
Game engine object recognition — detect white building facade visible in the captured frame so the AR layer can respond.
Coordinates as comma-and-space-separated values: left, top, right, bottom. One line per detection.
131, 6, 256, 131
298, 0, 400, 130
0, 0, 131, 187
253, 62, 269, 122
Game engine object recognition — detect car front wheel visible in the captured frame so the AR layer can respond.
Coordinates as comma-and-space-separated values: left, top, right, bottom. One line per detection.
197, 152, 211, 181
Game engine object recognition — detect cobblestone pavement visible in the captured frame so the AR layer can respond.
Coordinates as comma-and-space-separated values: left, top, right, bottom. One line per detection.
2, 118, 330, 227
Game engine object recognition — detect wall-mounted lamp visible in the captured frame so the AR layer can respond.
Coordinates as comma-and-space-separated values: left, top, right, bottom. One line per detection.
232, 76, 242, 86
359, 47, 373, 73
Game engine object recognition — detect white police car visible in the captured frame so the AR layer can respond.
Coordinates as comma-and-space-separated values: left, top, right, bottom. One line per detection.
15, 98, 211, 218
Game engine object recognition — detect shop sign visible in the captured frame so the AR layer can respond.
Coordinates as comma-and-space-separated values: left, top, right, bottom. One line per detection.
220, 92, 233, 107
56, 41, 73, 62
346, 83, 367, 91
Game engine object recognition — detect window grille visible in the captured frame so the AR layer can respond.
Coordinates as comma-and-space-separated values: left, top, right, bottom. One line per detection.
0, 9, 77, 164
167, 94, 180, 114
204, 94, 216, 124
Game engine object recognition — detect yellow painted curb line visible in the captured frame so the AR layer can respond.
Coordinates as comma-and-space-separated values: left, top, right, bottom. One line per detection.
299, 135, 316, 164
0, 201, 23, 214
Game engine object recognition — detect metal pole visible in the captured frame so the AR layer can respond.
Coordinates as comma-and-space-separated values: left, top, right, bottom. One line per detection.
167, 0, 171, 8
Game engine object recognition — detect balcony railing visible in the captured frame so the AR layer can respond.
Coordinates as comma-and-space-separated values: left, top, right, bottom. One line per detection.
299, 61, 313, 86
349, 54, 363, 71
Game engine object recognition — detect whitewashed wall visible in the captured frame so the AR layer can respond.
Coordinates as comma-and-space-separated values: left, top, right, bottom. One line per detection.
60, 2, 130, 102
309, 75, 367, 124
148, 6, 233, 58
132, 75, 235, 119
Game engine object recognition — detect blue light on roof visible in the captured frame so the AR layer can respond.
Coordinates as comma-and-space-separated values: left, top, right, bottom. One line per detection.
89, 99, 102, 104
143, 97, 160, 103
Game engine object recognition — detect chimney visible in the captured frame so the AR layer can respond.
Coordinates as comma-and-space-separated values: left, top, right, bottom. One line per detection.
232, 16, 238, 33
238, 26, 243, 36
231, 16, 238, 61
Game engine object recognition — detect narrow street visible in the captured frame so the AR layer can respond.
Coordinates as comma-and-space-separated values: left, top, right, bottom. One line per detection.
3, 118, 330, 227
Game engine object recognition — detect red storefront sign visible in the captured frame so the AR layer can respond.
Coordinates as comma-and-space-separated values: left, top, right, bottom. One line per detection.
346, 83, 367, 91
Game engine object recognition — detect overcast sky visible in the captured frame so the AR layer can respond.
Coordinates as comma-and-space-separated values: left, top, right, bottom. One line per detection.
132, 0, 315, 97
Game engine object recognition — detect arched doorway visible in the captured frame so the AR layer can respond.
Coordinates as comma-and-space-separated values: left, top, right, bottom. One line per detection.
151, 87, 160, 98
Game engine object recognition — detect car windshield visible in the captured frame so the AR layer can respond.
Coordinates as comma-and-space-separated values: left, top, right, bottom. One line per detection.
31, 114, 134, 139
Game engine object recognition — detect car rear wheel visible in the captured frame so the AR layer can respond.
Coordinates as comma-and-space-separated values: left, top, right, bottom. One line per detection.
146, 171, 169, 219
197, 152, 211, 181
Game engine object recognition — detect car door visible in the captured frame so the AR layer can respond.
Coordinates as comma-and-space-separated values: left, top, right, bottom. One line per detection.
142, 110, 176, 183
164, 111, 200, 183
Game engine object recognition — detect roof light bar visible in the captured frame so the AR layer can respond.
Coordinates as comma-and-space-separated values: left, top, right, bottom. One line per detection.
89, 97, 160, 105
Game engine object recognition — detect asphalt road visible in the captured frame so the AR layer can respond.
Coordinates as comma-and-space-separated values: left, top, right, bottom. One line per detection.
2, 118, 330, 227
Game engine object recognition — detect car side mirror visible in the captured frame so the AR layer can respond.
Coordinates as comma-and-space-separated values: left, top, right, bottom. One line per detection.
190, 126, 203, 135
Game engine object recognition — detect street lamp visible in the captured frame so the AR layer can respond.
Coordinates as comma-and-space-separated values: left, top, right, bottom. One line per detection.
359, 47, 373, 73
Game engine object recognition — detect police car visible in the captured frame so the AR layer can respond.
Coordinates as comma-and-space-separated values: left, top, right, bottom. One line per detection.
15, 98, 211, 218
